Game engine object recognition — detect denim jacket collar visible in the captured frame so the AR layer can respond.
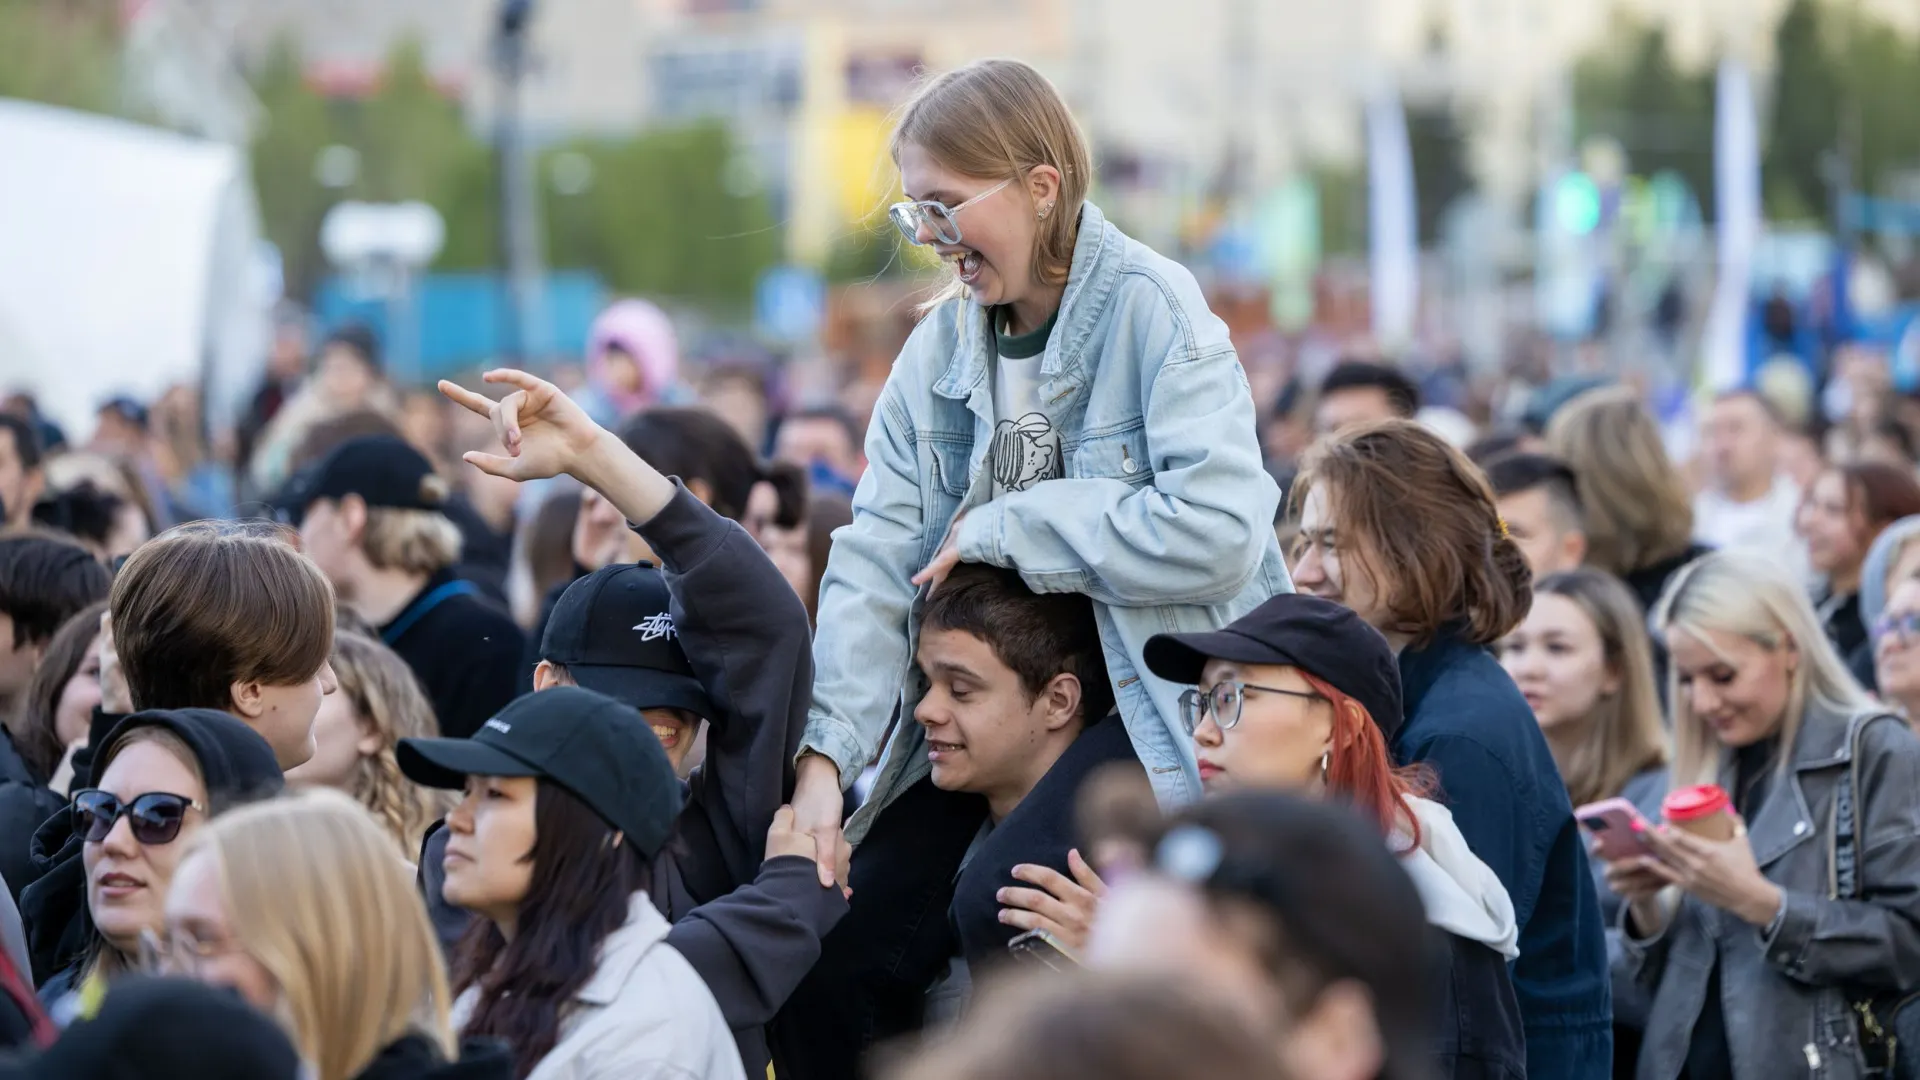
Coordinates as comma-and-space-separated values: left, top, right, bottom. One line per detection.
932, 200, 1119, 407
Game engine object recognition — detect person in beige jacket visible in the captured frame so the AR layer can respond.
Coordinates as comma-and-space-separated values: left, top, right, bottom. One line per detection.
401, 687, 745, 1080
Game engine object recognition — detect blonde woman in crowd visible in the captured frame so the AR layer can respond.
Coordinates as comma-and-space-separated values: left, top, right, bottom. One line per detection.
1546, 386, 1709, 613
284, 632, 449, 859
1598, 551, 1920, 1079
159, 788, 511, 1080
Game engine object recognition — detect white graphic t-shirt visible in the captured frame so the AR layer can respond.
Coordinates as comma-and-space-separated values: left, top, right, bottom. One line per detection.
989, 307, 1062, 499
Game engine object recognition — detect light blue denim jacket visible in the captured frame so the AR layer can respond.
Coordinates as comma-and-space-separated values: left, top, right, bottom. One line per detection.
805, 202, 1292, 843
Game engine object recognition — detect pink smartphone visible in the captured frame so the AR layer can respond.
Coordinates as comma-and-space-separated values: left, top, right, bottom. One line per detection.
1574, 797, 1654, 862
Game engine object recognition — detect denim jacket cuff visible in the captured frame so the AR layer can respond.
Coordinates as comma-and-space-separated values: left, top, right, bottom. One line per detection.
798, 716, 867, 792
955, 502, 1006, 566
1760, 888, 1817, 977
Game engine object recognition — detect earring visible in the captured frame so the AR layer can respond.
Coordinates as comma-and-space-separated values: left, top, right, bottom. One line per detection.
1037, 203, 1053, 220
1319, 750, 1331, 784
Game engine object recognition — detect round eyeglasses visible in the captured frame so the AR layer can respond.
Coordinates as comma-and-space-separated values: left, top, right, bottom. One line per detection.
887, 178, 1013, 247
1178, 680, 1321, 735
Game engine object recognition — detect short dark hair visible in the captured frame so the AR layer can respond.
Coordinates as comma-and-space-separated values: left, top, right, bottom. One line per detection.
30, 482, 127, 553
1318, 361, 1420, 418
1483, 453, 1584, 529
918, 563, 1114, 723
0, 534, 111, 651
321, 322, 383, 371
0, 414, 44, 472
785, 405, 862, 453
616, 407, 805, 527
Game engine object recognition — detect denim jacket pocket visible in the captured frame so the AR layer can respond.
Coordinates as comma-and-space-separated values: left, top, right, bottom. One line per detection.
926, 437, 973, 498
1072, 419, 1151, 486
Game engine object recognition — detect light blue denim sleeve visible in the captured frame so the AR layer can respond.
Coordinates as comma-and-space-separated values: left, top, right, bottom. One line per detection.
800, 381, 929, 786
955, 342, 1278, 608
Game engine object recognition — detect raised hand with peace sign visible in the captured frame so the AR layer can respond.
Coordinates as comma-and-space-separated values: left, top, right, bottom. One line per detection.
438, 369, 675, 526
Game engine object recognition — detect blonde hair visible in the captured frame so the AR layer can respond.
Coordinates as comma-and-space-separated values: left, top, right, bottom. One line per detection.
360, 504, 462, 576
326, 631, 451, 855
890, 59, 1093, 311
1532, 570, 1668, 806
1652, 550, 1873, 786
1546, 387, 1694, 576
185, 789, 455, 1080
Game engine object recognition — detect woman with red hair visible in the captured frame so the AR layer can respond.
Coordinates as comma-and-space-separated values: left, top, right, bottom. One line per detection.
1145, 593, 1525, 1080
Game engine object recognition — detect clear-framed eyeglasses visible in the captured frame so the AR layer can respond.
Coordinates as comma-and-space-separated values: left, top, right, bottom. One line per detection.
887, 178, 1013, 247
1178, 680, 1321, 735
139, 925, 242, 975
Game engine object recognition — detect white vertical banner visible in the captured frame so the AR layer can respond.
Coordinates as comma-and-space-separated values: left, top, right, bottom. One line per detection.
1702, 58, 1760, 390
1367, 86, 1418, 351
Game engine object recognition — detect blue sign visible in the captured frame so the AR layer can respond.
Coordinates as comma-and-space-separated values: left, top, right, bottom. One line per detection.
755, 266, 826, 344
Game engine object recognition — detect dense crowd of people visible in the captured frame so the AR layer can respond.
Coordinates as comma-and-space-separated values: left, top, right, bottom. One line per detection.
4, 56, 1920, 1080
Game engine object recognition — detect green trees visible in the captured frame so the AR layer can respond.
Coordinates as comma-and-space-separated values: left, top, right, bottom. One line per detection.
245, 36, 778, 306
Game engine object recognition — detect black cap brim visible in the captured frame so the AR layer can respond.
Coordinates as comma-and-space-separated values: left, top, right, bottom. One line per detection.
1142, 628, 1304, 686
398, 737, 546, 791
567, 666, 715, 720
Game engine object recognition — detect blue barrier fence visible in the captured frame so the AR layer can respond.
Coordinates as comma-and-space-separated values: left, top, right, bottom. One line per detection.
313, 271, 608, 382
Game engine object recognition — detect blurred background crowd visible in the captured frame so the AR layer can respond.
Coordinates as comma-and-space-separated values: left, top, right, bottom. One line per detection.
2, 0, 1919, 513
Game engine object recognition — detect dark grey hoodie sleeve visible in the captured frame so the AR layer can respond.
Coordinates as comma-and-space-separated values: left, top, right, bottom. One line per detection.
665, 855, 847, 1030
633, 483, 812, 891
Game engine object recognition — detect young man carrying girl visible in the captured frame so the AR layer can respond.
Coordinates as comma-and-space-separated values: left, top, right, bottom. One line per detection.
775, 58, 1288, 1075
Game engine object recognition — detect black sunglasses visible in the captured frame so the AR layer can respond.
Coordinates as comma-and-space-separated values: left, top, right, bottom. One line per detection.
70, 789, 204, 846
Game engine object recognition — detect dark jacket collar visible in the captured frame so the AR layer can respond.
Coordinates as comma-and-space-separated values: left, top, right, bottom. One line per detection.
1396, 622, 1482, 721
354, 1035, 514, 1080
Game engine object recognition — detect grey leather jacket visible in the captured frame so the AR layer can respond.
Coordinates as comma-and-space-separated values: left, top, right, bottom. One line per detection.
1624, 707, 1920, 1079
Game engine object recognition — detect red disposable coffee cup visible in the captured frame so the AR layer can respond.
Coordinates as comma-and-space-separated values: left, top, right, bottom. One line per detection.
1662, 784, 1736, 841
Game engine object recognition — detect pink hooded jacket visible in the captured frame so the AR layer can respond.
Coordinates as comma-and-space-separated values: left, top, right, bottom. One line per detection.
586, 299, 680, 418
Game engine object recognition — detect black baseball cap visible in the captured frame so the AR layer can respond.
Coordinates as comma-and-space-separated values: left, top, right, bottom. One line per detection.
540, 563, 714, 720
397, 685, 684, 859
1143, 593, 1406, 741
0, 975, 302, 1080
276, 434, 446, 525
1152, 793, 1437, 1080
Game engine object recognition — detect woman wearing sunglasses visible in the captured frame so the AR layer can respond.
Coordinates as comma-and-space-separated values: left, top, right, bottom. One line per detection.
37, 708, 283, 1021
1143, 592, 1527, 1080
782, 56, 1287, 1076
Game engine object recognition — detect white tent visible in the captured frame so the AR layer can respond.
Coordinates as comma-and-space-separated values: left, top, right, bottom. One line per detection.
0, 99, 267, 443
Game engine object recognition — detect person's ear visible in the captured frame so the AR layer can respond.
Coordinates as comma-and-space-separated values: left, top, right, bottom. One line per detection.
340, 494, 370, 544
353, 716, 382, 759
531, 660, 567, 692
1041, 672, 1083, 732
1025, 164, 1062, 218
229, 679, 267, 720
22, 468, 44, 508
1285, 979, 1385, 1080
687, 479, 715, 506
1562, 529, 1589, 571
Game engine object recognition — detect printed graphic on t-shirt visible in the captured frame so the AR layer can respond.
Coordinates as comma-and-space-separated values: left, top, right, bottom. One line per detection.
990, 412, 1062, 494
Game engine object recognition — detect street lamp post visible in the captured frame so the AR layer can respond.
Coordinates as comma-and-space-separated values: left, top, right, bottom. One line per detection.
494, 0, 545, 365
